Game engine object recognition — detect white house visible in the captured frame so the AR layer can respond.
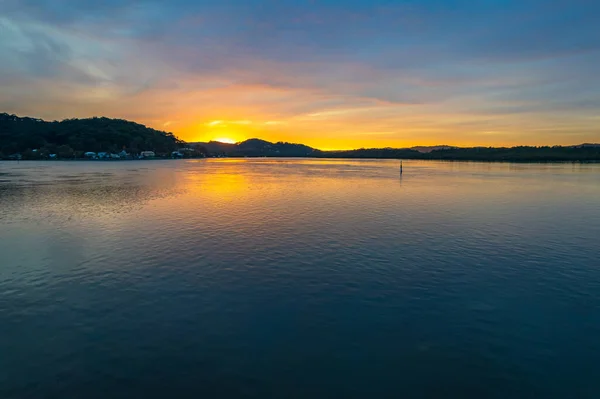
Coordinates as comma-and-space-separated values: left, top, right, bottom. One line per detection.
140, 151, 155, 158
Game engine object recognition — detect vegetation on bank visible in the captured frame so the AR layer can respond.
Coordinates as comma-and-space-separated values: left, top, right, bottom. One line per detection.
322, 146, 600, 162
2, 113, 599, 161
0, 113, 206, 160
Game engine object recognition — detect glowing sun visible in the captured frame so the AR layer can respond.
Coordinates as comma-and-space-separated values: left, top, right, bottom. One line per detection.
214, 138, 236, 144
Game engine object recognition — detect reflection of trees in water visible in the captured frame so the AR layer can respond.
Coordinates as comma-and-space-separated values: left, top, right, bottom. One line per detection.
0, 180, 184, 225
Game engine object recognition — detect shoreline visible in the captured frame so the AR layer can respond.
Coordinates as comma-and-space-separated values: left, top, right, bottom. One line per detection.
2, 157, 599, 164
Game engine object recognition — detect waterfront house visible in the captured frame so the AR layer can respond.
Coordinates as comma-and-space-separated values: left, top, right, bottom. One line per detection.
140, 151, 155, 158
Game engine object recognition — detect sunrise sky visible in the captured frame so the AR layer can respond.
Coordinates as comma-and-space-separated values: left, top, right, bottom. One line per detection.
1, 0, 599, 149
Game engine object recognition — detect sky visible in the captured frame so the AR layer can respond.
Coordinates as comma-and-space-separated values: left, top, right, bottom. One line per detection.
1, 0, 599, 149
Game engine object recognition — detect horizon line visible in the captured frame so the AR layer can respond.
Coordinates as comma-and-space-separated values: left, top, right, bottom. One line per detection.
194, 138, 600, 152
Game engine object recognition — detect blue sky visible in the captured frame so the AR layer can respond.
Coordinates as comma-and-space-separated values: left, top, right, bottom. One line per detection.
1, 0, 599, 148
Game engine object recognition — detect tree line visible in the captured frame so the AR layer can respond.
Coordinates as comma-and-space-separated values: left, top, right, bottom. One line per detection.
321, 146, 600, 162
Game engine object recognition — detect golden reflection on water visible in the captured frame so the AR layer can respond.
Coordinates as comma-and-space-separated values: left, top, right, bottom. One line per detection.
1, 159, 600, 231
185, 167, 250, 200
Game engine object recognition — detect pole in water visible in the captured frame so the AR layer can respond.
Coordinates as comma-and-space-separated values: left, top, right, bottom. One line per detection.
400, 160, 403, 174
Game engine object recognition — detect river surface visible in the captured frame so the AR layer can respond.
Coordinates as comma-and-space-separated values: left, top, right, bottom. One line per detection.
1, 159, 600, 398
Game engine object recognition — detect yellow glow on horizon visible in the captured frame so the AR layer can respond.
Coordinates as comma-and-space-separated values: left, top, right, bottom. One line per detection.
141, 95, 598, 149
213, 137, 236, 144
173, 119, 528, 150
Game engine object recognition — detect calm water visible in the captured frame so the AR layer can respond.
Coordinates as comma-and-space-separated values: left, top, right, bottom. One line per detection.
1, 159, 600, 398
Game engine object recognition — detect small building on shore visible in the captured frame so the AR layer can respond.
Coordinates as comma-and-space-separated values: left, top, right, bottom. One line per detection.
140, 151, 155, 158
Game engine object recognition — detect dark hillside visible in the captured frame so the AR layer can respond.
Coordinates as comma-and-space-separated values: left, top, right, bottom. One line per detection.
0, 113, 183, 158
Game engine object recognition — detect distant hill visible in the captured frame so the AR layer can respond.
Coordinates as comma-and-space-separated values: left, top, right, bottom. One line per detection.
422, 146, 600, 161
410, 145, 458, 153
0, 113, 186, 158
192, 141, 238, 154
568, 143, 600, 148
189, 138, 319, 157
321, 148, 422, 159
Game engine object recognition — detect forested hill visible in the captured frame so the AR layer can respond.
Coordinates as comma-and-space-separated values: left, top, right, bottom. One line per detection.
0, 113, 183, 157
190, 138, 319, 157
